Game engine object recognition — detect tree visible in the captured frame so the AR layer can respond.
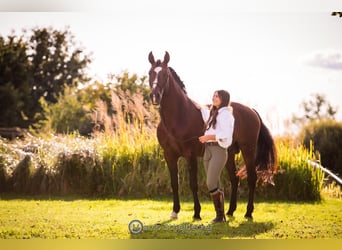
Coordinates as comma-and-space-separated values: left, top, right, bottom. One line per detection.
29, 27, 91, 105
294, 94, 342, 176
37, 72, 159, 136
0, 27, 92, 128
108, 71, 150, 102
0, 35, 32, 127
292, 93, 337, 126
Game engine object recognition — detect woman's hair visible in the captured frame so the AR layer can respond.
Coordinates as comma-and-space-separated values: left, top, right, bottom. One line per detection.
206, 90, 230, 130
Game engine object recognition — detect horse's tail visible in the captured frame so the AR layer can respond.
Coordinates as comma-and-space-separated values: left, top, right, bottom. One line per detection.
254, 110, 277, 173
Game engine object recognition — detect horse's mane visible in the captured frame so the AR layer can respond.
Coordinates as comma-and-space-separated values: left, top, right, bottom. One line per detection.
169, 67, 187, 94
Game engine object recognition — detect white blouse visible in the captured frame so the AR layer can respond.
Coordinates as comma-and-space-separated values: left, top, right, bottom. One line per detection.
200, 106, 235, 149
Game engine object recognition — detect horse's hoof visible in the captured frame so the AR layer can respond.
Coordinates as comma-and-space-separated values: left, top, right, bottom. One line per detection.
170, 211, 178, 219
226, 211, 234, 217
244, 214, 253, 221
193, 216, 202, 221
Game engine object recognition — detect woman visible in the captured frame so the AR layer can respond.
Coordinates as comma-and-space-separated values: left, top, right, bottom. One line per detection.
196, 90, 234, 223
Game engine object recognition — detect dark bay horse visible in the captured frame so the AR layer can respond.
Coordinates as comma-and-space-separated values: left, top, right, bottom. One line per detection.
148, 51, 277, 220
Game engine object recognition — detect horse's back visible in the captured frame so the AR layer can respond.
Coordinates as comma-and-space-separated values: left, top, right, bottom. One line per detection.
230, 102, 261, 145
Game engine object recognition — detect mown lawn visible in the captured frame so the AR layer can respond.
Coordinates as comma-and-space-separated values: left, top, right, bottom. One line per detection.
0, 194, 341, 239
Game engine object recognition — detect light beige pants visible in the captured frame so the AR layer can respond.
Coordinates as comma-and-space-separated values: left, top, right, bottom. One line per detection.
203, 144, 228, 193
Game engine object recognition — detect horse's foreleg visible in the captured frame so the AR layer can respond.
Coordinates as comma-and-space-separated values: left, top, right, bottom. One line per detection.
166, 155, 180, 219
188, 156, 201, 220
226, 152, 239, 217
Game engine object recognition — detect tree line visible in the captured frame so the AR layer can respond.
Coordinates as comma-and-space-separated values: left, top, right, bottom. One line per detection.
0, 27, 156, 134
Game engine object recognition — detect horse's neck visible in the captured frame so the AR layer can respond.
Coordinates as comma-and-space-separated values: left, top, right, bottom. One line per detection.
159, 80, 190, 125
159, 80, 204, 140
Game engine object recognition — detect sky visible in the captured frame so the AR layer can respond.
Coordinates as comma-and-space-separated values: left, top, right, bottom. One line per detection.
1, 0, 342, 135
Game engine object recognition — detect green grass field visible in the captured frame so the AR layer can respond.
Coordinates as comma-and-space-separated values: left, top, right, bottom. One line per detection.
0, 194, 341, 239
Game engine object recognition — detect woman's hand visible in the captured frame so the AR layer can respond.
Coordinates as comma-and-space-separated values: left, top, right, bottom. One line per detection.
190, 99, 202, 110
198, 135, 207, 143
199, 135, 215, 143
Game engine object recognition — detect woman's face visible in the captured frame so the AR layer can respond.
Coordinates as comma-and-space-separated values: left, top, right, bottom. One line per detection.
212, 92, 222, 108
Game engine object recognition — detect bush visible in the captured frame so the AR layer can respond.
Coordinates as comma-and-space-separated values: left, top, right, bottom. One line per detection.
301, 120, 342, 176
0, 133, 328, 201
37, 85, 93, 135
0, 158, 9, 192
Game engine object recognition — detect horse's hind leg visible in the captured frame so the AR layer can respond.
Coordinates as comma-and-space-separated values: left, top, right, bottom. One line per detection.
165, 153, 181, 219
226, 151, 239, 217
245, 167, 256, 219
241, 146, 257, 219
187, 155, 201, 220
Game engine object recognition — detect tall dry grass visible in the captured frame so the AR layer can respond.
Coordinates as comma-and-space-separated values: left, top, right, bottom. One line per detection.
0, 123, 333, 200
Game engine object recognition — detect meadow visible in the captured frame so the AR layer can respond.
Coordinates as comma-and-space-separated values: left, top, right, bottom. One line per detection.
0, 194, 341, 239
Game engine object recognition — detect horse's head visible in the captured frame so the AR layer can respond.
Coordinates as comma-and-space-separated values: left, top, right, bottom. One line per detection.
148, 51, 170, 105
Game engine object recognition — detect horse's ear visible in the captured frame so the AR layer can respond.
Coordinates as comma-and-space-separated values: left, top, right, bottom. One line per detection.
163, 51, 170, 65
148, 51, 155, 64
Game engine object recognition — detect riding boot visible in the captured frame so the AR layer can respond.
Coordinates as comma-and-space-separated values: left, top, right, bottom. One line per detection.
211, 190, 226, 223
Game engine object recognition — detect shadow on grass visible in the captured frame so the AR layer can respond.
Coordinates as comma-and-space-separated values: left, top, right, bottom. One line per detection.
0, 193, 169, 201
129, 217, 275, 239
0, 193, 322, 204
